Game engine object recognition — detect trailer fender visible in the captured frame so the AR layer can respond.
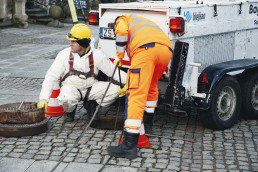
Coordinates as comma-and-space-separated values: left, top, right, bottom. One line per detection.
197, 59, 258, 109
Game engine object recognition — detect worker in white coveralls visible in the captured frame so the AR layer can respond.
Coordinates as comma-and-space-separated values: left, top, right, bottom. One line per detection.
37, 23, 126, 122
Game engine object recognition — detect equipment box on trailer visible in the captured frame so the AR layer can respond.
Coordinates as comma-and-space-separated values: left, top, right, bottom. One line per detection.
98, 0, 258, 130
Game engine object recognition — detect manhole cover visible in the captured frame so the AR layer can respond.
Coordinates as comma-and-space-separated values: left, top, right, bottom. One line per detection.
0, 102, 45, 124
0, 102, 48, 137
90, 116, 124, 130
0, 118, 48, 137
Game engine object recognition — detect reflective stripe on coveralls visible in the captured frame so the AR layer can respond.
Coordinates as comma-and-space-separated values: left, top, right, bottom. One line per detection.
116, 35, 128, 42
115, 35, 127, 57
124, 119, 142, 134
129, 24, 162, 43
128, 15, 145, 29
116, 45, 126, 53
145, 100, 158, 113
116, 35, 128, 54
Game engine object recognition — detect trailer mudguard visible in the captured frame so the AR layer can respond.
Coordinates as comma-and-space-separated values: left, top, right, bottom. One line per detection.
197, 59, 258, 109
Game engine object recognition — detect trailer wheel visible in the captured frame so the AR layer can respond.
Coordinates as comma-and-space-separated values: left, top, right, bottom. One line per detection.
199, 76, 241, 130
241, 72, 258, 119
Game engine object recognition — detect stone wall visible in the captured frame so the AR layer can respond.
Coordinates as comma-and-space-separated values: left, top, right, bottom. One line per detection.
0, 0, 28, 28
0, 0, 14, 21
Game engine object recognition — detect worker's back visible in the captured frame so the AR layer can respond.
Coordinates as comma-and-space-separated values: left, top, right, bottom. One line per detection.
118, 14, 172, 57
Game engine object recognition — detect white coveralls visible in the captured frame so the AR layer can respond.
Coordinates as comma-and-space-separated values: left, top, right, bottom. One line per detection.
39, 42, 126, 112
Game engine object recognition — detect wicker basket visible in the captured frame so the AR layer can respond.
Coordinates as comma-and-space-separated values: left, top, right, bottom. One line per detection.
0, 102, 45, 124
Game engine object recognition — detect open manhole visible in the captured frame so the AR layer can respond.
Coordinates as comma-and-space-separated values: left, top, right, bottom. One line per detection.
90, 116, 124, 130
0, 102, 48, 137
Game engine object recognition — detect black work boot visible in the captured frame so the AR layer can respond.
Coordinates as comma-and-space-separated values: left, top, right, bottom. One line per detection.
107, 131, 139, 159
143, 112, 154, 135
64, 106, 77, 122
83, 100, 99, 119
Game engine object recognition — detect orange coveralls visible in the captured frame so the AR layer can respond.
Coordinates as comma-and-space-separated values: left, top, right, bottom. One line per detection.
115, 14, 172, 133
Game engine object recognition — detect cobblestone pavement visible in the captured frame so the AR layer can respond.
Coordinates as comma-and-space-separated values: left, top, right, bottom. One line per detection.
0, 24, 258, 172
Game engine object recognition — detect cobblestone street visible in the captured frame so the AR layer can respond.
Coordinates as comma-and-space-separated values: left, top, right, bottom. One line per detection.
0, 24, 257, 172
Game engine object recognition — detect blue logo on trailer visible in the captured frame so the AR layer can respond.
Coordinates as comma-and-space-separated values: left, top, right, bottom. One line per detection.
184, 11, 192, 22
99, 27, 104, 38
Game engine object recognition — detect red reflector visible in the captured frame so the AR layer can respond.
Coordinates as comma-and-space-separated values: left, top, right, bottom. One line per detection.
88, 12, 99, 25
200, 72, 208, 83
169, 17, 185, 33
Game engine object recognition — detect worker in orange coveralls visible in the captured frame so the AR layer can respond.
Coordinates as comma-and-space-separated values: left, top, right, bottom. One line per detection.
107, 14, 173, 159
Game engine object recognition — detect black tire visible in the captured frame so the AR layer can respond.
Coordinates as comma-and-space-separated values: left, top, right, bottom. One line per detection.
241, 72, 258, 119
199, 76, 241, 130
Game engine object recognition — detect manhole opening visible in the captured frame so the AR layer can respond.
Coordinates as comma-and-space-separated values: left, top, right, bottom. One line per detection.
90, 116, 124, 130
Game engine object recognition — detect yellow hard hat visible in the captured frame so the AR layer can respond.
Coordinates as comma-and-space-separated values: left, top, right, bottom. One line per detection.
67, 23, 92, 41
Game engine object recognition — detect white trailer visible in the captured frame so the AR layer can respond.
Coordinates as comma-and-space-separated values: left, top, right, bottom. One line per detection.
97, 0, 258, 130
